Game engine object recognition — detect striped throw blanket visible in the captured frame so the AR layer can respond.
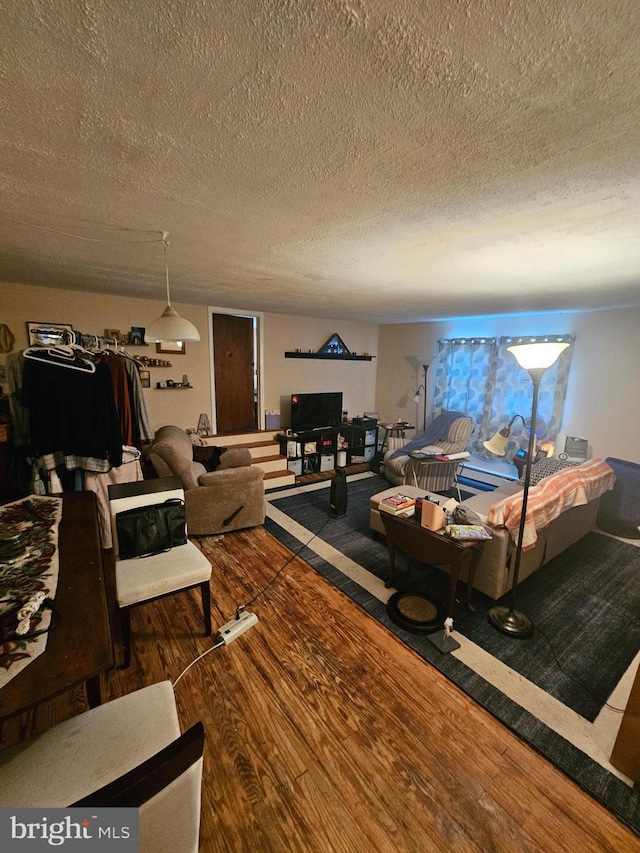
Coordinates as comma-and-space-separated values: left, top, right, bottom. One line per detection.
488, 457, 616, 550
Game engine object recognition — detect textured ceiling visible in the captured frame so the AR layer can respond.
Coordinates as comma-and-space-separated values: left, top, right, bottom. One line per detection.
2, 0, 640, 323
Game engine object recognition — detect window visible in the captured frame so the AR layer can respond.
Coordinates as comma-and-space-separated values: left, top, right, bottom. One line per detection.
433, 336, 575, 454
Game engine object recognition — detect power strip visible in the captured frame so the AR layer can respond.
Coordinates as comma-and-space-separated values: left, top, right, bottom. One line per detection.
217, 611, 258, 644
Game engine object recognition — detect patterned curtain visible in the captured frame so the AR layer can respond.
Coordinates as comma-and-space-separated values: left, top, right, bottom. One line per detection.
433, 335, 575, 455
433, 338, 497, 452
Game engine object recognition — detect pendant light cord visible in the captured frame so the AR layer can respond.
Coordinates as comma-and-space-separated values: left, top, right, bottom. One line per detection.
3, 216, 166, 244
162, 232, 171, 306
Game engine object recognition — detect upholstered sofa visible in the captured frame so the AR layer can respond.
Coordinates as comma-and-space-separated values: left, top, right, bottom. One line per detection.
438, 457, 616, 600
148, 425, 265, 535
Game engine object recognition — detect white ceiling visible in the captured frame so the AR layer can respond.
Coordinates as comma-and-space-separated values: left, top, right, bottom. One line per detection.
2, 1, 640, 323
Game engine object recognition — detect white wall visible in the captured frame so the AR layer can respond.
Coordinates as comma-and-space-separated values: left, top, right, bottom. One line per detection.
4, 280, 635, 461
375, 307, 640, 463
262, 313, 379, 427
1, 282, 213, 432
2, 282, 380, 435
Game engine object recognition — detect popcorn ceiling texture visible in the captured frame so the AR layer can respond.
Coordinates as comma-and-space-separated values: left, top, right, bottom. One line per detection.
1, 0, 639, 322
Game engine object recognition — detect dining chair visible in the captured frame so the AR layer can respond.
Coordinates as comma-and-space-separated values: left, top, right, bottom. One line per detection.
0, 681, 205, 853
108, 476, 212, 667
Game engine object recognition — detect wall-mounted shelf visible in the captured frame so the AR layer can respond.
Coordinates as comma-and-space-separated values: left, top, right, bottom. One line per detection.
284, 352, 374, 361
155, 384, 193, 390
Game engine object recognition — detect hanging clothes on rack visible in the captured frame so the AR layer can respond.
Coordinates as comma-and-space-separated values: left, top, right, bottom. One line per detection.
100, 349, 134, 447
123, 358, 153, 442
6, 350, 31, 447
80, 335, 152, 446
10, 328, 153, 498
22, 347, 123, 473
85, 446, 143, 547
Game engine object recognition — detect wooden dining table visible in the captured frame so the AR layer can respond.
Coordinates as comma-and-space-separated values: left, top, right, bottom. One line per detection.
0, 491, 114, 721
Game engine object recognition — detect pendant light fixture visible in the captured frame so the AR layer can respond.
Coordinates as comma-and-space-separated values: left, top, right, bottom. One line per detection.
145, 233, 200, 343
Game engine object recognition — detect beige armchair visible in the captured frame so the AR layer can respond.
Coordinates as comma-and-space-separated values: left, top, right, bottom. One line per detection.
148, 425, 265, 535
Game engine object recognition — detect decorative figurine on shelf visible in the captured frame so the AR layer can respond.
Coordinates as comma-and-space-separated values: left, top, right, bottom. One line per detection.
197, 413, 211, 436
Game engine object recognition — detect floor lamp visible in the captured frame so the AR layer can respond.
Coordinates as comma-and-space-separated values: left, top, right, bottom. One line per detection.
411, 357, 433, 431
484, 341, 570, 638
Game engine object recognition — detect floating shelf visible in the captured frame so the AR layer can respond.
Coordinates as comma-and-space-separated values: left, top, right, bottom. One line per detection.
284, 352, 374, 361
155, 384, 193, 390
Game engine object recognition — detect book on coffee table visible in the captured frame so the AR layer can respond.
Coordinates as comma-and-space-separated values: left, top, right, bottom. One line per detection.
379, 493, 417, 515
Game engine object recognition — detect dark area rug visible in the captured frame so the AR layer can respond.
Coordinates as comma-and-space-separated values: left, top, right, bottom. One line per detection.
265, 473, 640, 836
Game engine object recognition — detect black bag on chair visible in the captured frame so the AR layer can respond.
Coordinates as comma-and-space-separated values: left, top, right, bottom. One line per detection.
116, 498, 187, 558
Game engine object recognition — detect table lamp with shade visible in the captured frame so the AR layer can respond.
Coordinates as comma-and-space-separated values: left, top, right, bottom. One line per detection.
483, 340, 570, 638
484, 414, 546, 477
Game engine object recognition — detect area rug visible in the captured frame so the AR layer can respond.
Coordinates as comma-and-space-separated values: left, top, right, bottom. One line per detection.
265, 473, 640, 835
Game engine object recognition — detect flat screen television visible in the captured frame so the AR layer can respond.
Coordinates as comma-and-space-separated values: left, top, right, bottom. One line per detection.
290, 392, 343, 433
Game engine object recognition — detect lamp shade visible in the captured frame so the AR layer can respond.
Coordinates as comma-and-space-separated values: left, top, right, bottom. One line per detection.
416, 354, 434, 367
507, 342, 569, 370
146, 234, 201, 343
145, 305, 201, 343
483, 428, 509, 456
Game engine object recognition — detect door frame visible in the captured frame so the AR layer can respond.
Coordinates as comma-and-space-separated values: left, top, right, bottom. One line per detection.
207, 306, 265, 434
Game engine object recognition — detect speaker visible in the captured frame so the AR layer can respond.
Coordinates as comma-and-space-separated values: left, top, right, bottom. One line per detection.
329, 468, 348, 518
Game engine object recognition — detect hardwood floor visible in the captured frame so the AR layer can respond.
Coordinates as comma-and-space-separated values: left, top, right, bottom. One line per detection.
2, 525, 639, 852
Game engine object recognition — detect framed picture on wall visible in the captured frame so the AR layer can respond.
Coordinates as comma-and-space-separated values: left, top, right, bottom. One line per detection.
139, 369, 151, 388
129, 326, 146, 345
156, 341, 186, 354
26, 321, 74, 346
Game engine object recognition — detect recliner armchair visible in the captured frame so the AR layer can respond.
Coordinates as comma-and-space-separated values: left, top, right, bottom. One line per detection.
382, 411, 473, 494
148, 425, 265, 535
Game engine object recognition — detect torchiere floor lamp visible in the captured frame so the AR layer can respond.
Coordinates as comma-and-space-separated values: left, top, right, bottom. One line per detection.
411, 356, 433, 431
485, 340, 570, 638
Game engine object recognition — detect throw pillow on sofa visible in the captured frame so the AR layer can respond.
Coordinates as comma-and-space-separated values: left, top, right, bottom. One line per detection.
519, 457, 580, 487
193, 444, 227, 472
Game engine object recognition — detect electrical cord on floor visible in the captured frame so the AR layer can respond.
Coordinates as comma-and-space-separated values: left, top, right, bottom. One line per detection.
172, 513, 334, 689
234, 514, 333, 620
534, 623, 626, 713
172, 637, 225, 689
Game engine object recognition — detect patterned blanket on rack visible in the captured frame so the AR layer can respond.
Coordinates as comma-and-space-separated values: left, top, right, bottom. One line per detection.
488, 458, 616, 549
0, 496, 62, 689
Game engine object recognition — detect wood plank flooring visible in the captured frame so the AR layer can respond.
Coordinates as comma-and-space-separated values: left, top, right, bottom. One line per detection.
2, 525, 639, 852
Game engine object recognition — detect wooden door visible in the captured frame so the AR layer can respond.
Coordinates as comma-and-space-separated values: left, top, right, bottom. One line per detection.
212, 313, 256, 433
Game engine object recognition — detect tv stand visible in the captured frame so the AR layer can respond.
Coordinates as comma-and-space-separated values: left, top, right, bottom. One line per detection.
277, 421, 378, 476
